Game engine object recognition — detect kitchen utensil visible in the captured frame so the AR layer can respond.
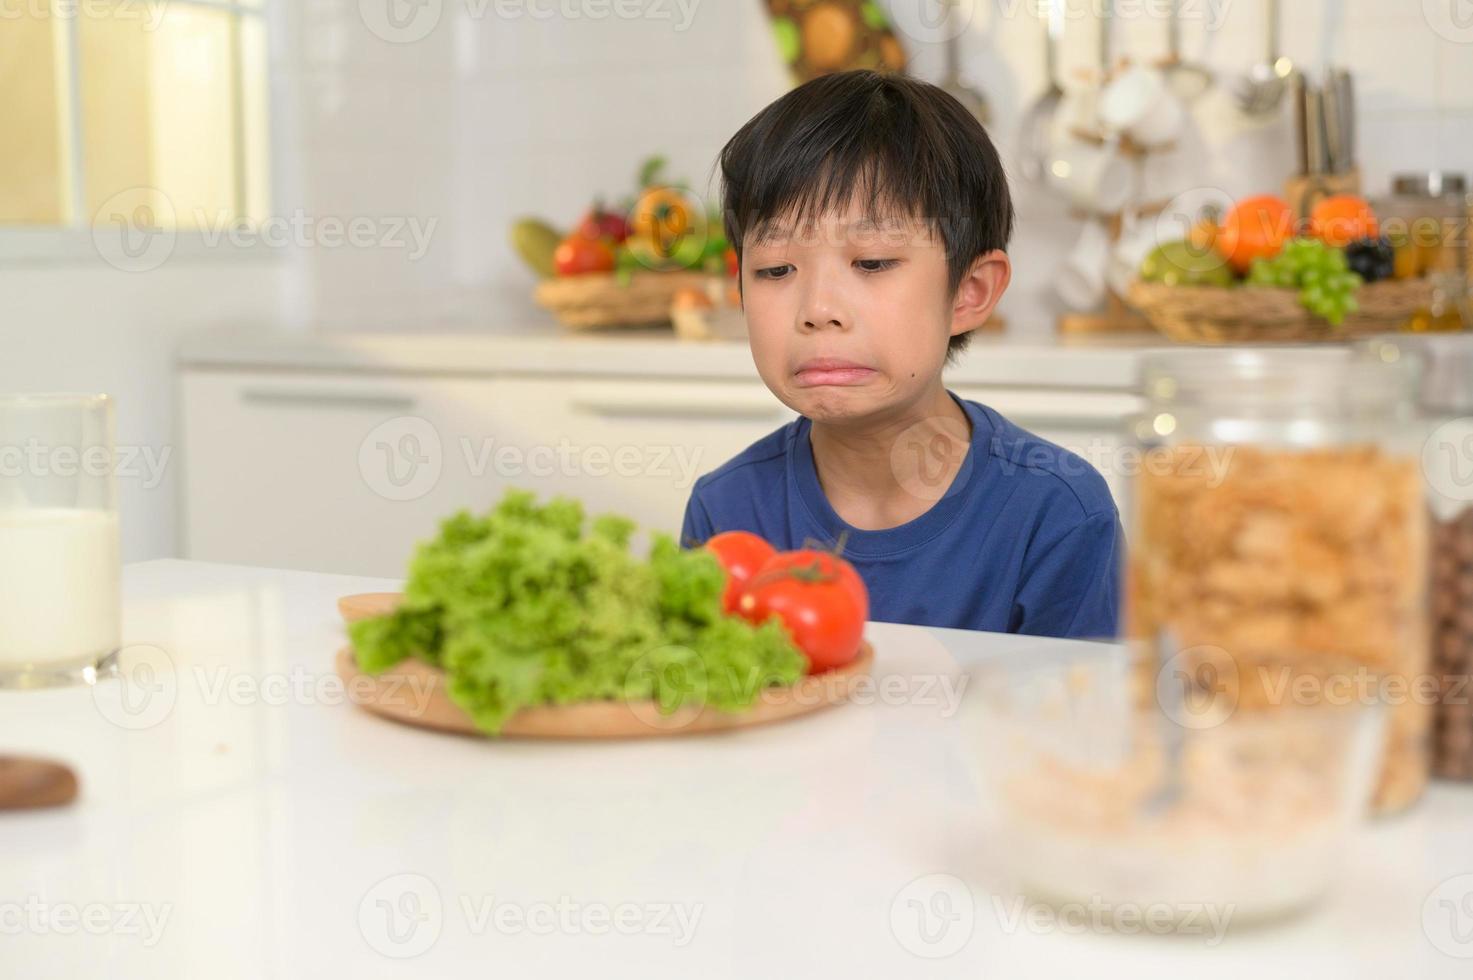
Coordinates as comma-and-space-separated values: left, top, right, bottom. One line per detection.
1099, 66, 1185, 147
1335, 69, 1357, 171
1325, 74, 1349, 173
1236, 0, 1294, 117
1049, 142, 1133, 214
1018, 0, 1066, 182
0, 756, 78, 810
1305, 86, 1329, 175
1292, 73, 1310, 174
336, 593, 876, 738
1162, 0, 1212, 102
1057, 220, 1113, 310
940, 0, 989, 124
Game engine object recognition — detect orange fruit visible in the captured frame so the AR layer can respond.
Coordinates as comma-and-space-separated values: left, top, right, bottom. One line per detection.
1214, 195, 1294, 274
1310, 195, 1379, 249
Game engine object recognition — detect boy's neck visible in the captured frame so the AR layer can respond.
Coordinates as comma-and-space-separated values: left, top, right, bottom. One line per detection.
807, 383, 973, 532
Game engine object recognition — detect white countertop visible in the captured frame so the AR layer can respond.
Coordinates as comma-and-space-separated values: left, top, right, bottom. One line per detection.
177, 328, 1163, 390
3, 559, 1471, 978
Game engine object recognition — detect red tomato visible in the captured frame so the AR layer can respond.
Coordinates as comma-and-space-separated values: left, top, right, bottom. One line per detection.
725, 246, 739, 278
553, 234, 615, 276
704, 531, 776, 614
738, 550, 868, 673
576, 205, 629, 244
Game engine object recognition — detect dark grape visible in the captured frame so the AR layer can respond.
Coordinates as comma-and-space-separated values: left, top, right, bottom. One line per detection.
1345, 237, 1396, 284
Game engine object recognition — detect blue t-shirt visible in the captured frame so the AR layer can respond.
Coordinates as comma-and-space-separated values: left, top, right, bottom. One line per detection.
679, 390, 1123, 638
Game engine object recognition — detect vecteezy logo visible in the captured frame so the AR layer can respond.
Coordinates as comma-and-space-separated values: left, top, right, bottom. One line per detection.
1423, 873, 1473, 958
92, 645, 178, 730
358, 416, 443, 502
358, 873, 442, 958
359, 0, 443, 44
91, 187, 177, 272
1156, 644, 1238, 730
1425, 418, 1473, 504
889, 415, 970, 503
886, 0, 974, 44
1424, 0, 1473, 43
889, 873, 974, 959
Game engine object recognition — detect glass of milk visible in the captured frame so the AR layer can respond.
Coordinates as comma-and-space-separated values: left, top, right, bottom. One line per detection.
0, 394, 120, 687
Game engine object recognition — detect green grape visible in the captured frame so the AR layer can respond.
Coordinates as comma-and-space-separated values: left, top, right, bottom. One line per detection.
1249, 237, 1361, 324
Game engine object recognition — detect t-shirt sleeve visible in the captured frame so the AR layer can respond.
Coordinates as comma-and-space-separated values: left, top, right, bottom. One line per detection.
1011, 511, 1123, 640
679, 487, 715, 549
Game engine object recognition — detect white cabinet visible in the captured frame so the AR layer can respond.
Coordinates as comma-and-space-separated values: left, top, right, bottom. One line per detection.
178, 371, 791, 576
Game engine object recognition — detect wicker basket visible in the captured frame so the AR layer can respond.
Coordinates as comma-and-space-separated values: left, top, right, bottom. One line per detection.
1127, 278, 1434, 343
534, 271, 710, 329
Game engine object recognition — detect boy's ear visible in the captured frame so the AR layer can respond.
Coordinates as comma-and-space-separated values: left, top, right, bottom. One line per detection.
949, 250, 1011, 338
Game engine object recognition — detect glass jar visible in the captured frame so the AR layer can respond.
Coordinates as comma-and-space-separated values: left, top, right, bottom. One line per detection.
1126, 349, 1431, 814
1375, 336, 1473, 780
1374, 172, 1470, 281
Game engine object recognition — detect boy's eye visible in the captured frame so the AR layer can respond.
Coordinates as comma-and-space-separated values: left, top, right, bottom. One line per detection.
855, 258, 899, 273
754, 264, 794, 280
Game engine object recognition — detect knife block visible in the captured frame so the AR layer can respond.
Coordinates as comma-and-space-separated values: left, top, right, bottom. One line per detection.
1285, 169, 1362, 222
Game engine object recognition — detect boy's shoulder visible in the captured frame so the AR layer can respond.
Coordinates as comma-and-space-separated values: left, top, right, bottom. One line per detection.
966, 398, 1116, 521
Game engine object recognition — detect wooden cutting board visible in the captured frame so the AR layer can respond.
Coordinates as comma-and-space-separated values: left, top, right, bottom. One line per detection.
335, 593, 874, 739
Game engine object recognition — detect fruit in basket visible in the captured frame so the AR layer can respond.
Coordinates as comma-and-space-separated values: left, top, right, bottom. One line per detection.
553, 233, 616, 276
576, 204, 629, 244
509, 218, 563, 280
1345, 237, 1396, 284
1309, 195, 1379, 249
1247, 237, 1363, 326
1138, 240, 1235, 287
1214, 195, 1294, 274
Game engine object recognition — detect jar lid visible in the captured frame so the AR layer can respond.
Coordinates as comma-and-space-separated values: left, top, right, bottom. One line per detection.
1391, 172, 1468, 198
1142, 347, 1418, 415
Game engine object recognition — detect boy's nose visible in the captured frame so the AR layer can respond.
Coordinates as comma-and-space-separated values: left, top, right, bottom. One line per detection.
799, 290, 848, 331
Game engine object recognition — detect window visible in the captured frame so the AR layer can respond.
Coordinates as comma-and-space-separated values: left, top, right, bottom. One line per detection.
0, 0, 270, 232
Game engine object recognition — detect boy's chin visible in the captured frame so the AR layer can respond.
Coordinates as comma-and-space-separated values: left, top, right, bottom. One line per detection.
787, 385, 881, 424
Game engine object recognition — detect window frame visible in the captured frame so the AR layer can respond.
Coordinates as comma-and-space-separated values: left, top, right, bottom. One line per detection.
1, 0, 280, 266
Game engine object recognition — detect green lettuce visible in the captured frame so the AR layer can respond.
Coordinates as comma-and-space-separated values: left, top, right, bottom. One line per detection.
348, 489, 804, 734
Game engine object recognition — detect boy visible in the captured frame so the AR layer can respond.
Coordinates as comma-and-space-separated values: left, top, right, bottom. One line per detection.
680, 70, 1122, 639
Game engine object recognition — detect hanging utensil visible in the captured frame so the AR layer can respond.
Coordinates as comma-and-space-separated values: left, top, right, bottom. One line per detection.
1163, 0, 1213, 102
1236, 0, 1294, 117
1018, 0, 1066, 182
940, 0, 990, 125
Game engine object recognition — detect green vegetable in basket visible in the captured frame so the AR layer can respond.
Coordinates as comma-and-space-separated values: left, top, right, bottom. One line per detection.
348, 489, 805, 734
1138, 240, 1235, 288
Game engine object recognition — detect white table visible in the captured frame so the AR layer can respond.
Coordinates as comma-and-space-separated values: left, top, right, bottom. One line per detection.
2, 560, 1471, 978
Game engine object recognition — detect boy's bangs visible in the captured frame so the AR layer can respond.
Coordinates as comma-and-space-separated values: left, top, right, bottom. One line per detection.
742, 153, 935, 250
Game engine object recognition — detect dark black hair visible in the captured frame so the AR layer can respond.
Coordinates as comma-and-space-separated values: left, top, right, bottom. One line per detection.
717, 69, 1014, 363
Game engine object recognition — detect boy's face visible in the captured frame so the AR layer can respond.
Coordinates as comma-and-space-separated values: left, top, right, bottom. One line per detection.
740, 199, 1003, 425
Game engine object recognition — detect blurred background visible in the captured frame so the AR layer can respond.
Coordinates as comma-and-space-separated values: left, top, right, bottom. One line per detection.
1, 0, 1471, 568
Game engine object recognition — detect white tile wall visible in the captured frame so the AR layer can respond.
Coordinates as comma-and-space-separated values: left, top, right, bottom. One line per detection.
280, 0, 1473, 336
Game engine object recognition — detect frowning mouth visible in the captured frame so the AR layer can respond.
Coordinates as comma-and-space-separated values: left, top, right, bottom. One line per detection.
794, 358, 876, 387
